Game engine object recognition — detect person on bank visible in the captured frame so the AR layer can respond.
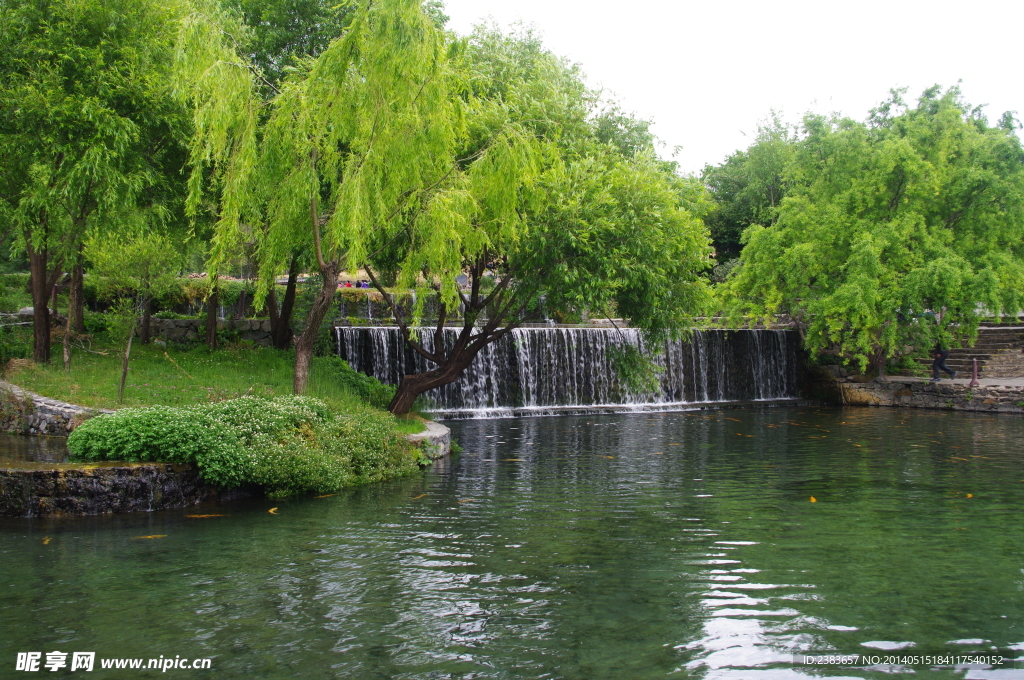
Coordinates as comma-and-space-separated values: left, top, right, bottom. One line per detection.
931, 342, 956, 382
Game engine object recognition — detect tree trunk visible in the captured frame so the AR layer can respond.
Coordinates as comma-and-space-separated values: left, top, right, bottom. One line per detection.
388, 355, 476, 415
27, 246, 51, 363
205, 286, 219, 351
140, 297, 152, 344
293, 261, 339, 394
271, 257, 300, 350
267, 287, 280, 336
71, 249, 85, 333
63, 269, 80, 370
118, 319, 136, 403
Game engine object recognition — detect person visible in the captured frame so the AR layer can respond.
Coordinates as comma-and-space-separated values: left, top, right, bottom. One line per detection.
931, 342, 956, 382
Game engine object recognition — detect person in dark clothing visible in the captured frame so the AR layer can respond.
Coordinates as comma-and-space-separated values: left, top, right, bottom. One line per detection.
931, 343, 956, 381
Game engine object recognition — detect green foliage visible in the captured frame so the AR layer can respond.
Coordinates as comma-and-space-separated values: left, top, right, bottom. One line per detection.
225, 0, 355, 89
0, 0, 188, 275
722, 87, 1024, 371
66, 404, 237, 465
607, 343, 663, 394
0, 274, 31, 312
702, 115, 794, 261
0, 324, 33, 363
313, 356, 396, 410
67, 395, 416, 496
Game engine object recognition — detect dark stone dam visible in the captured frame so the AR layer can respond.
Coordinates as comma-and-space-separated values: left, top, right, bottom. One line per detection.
336, 327, 801, 416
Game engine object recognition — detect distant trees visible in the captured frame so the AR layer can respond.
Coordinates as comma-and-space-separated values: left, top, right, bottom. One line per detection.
0, 0, 186, 362
702, 117, 793, 263
717, 87, 1024, 371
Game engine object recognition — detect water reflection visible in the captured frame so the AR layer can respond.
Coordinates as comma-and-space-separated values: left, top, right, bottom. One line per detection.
1, 407, 1023, 679
0, 432, 68, 466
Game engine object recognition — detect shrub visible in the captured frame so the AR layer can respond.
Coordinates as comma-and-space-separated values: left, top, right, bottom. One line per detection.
66, 395, 416, 496
67, 405, 238, 465
314, 356, 396, 409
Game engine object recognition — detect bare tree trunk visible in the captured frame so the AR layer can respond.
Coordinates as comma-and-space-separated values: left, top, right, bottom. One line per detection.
205, 286, 219, 351
71, 247, 85, 333
271, 256, 300, 350
117, 317, 137, 403
63, 271, 79, 370
27, 245, 52, 364
267, 287, 280, 334
236, 288, 247, 319
294, 261, 339, 394
140, 297, 152, 344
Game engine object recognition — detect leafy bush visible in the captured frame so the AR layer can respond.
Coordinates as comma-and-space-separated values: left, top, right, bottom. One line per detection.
67, 395, 417, 496
314, 356, 396, 409
67, 405, 239, 466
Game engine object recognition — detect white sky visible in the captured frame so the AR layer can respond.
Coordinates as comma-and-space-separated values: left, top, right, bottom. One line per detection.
441, 0, 1024, 175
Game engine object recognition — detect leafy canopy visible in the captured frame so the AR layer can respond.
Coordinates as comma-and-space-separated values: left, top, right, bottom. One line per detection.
722, 87, 1024, 369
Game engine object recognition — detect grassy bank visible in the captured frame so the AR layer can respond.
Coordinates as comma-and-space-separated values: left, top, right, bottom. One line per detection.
2, 340, 433, 497
2, 341, 424, 435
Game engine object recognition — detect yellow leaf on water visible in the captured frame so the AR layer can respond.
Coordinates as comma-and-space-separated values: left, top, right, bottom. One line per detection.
966, 493, 973, 498
135, 535, 166, 539
458, 499, 474, 503
603, 456, 615, 459
268, 508, 279, 515
651, 452, 663, 455
186, 514, 225, 518
42, 537, 51, 545
313, 494, 336, 498
411, 494, 426, 500
810, 497, 817, 503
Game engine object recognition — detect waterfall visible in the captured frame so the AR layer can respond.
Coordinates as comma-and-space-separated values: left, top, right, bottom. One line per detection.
336, 326, 800, 416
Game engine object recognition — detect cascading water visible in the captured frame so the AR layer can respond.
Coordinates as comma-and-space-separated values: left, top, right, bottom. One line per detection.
336, 326, 800, 416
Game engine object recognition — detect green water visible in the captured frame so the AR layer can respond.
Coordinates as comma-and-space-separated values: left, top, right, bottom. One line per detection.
2, 406, 1023, 679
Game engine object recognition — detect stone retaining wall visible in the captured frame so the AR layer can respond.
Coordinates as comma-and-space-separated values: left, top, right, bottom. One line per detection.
147, 318, 274, 345
806, 370, 1024, 414
0, 463, 254, 517
0, 381, 113, 436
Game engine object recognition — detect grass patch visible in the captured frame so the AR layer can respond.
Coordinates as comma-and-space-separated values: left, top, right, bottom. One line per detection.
2, 341, 406, 414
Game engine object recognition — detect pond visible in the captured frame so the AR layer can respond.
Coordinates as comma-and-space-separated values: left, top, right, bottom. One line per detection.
1, 406, 1023, 679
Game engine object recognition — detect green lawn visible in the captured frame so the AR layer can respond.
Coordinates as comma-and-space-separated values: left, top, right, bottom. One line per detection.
3, 342, 426, 435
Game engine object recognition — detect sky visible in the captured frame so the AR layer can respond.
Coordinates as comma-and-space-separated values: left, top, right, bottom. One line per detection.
440, 0, 1024, 175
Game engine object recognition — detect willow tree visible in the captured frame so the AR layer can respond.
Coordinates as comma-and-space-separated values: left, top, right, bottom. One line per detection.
364, 27, 714, 413
177, 0, 460, 392
722, 87, 1024, 372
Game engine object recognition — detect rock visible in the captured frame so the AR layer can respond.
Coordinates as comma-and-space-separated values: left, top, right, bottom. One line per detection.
261, 320, 272, 332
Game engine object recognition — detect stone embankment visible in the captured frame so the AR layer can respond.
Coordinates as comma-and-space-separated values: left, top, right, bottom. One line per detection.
0, 463, 255, 517
148, 318, 274, 345
0, 381, 113, 435
0, 385, 452, 517
807, 367, 1024, 414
